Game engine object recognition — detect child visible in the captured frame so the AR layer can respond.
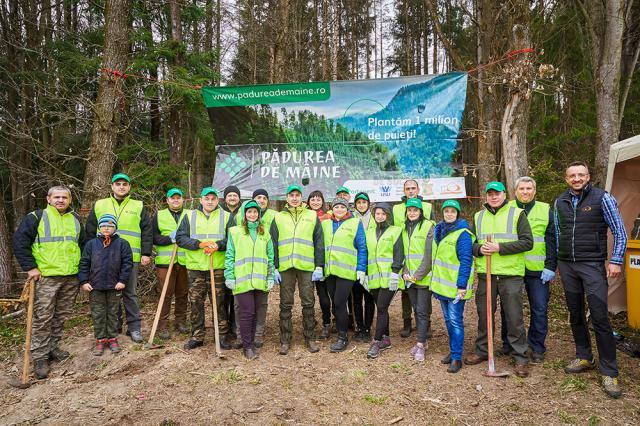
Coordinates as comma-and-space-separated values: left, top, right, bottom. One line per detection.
79, 214, 133, 356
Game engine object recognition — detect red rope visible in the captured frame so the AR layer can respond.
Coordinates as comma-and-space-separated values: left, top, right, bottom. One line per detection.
467, 47, 535, 74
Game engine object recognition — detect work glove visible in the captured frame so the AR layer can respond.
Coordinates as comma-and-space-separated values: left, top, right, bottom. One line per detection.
357, 271, 366, 286
541, 268, 555, 284
169, 230, 177, 243
389, 272, 399, 291
225, 279, 236, 290
204, 246, 215, 255
267, 280, 275, 291
311, 267, 324, 282
274, 270, 282, 284
199, 241, 213, 249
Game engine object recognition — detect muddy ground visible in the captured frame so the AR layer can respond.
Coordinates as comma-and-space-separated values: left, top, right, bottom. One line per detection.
1, 285, 640, 425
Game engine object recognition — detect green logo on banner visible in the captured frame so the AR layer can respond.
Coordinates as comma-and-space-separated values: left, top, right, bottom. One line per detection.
202, 82, 331, 107
219, 152, 247, 178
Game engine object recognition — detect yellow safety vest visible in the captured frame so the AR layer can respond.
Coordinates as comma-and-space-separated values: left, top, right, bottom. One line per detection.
508, 200, 549, 271
154, 208, 189, 266
322, 218, 359, 280
474, 204, 525, 276
274, 207, 317, 272
228, 225, 270, 295
95, 196, 143, 262
184, 208, 229, 271
366, 225, 404, 290
430, 228, 475, 299
31, 205, 82, 276
402, 219, 434, 287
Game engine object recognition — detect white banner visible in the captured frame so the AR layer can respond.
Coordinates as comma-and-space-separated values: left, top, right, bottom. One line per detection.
342, 177, 466, 202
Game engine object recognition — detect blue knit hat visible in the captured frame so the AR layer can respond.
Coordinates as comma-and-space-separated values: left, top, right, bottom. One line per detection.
97, 214, 117, 232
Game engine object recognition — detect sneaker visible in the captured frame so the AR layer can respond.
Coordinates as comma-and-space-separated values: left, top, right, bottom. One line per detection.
183, 339, 204, 350
353, 330, 365, 342
129, 330, 144, 343
306, 340, 320, 353
514, 363, 530, 378
49, 348, 70, 362
361, 330, 371, 342
254, 336, 264, 348
219, 334, 233, 350
232, 338, 243, 350
319, 325, 331, 340
329, 336, 349, 353
413, 342, 425, 362
564, 358, 595, 374
367, 341, 381, 359
243, 348, 258, 360
34, 358, 50, 379
108, 338, 121, 353
602, 376, 622, 399
464, 354, 487, 365
410, 344, 419, 356
158, 329, 171, 340
93, 339, 107, 357
379, 335, 392, 351
529, 351, 545, 364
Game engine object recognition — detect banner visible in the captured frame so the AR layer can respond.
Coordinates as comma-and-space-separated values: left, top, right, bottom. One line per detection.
203, 73, 468, 200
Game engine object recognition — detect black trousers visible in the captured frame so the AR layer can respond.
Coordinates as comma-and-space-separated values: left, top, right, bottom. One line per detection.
315, 280, 332, 326
352, 281, 375, 331
559, 260, 618, 377
326, 275, 354, 335
371, 288, 396, 340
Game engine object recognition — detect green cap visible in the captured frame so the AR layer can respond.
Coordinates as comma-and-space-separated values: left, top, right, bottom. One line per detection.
485, 181, 506, 193
336, 186, 350, 195
405, 198, 423, 209
111, 173, 130, 183
354, 192, 369, 202
286, 184, 302, 195
166, 188, 183, 198
441, 199, 461, 212
200, 187, 219, 197
243, 200, 261, 217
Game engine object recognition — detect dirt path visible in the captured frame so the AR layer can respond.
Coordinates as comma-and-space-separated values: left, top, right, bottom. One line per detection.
1, 289, 640, 425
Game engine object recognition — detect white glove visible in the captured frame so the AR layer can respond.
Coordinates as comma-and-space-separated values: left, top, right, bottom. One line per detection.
388, 273, 399, 291
360, 275, 369, 291
357, 271, 366, 286
225, 279, 236, 290
311, 267, 324, 282
274, 270, 282, 284
169, 230, 177, 243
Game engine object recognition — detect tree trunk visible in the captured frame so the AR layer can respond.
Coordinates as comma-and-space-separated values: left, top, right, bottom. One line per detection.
0, 195, 14, 291
81, 0, 131, 211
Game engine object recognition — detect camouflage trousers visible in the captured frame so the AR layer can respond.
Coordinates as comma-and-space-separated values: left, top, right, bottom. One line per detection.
89, 290, 120, 339
31, 276, 79, 361
188, 269, 228, 342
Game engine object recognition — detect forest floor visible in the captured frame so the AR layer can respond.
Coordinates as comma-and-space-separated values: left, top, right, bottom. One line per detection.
1, 284, 640, 425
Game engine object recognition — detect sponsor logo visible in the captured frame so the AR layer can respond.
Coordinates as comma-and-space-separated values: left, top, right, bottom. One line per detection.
581, 206, 592, 212
630, 255, 640, 269
379, 185, 392, 197
219, 152, 248, 178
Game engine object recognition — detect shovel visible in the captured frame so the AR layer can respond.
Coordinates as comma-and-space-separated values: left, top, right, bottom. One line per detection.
144, 244, 178, 350
209, 255, 226, 359
8, 277, 36, 389
483, 235, 510, 378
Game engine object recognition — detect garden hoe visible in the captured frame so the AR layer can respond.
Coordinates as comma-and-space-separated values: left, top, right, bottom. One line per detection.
482, 235, 510, 378
144, 244, 178, 350
7, 277, 36, 388
209, 255, 226, 359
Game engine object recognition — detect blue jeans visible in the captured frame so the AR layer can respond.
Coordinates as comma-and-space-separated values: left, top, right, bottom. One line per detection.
501, 274, 550, 354
439, 298, 466, 361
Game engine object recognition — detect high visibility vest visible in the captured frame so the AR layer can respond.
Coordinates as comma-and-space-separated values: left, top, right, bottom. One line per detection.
322, 218, 360, 280
184, 208, 229, 271
95, 196, 143, 262
238, 206, 276, 231
274, 208, 317, 272
31, 205, 82, 277
354, 211, 376, 232
508, 200, 549, 272
402, 220, 434, 287
228, 226, 270, 295
393, 201, 433, 227
474, 205, 525, 276
154, 208, 189, 266
430, 229, 475, 300
366, 225, 404, 290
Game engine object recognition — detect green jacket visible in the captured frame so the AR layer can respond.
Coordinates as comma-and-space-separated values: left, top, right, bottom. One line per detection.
224, 220, 275, 282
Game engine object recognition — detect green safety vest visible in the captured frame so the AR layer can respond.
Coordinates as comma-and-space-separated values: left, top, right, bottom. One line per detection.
474, 204, 525, 276
185, 208, 229, 271
354, 211, 376, 232
366, 225, 404, 290
430, 228, 475, 300
402, 220, 434, 287
508, 200, 548, 272
31, 205, 82, 277
228, 225, 270, 295
154, 208, 189, 266
393, 201, 433, 227
95, 196, 144, 262
274, 207, 317, 272
322, 218, 360, 280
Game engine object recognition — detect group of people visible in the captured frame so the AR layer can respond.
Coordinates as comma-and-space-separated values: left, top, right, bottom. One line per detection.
12, 161, 628, 398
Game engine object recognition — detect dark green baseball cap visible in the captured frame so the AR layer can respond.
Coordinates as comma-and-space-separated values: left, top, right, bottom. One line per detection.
405, 198, 422, 209
286, 184, 302, 195
441, 199, 461, 212
336, 186, 350, 195
166, 188, 183, 198
111, 173, 130, 183
485, 181, 506, 193
200, 187, 219, 197
354, 192, 370, 202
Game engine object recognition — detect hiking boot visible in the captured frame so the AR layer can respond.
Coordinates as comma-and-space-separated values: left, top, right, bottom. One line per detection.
464, 354, 487, 365
49, 348, 70, 362
400, 319, 412, 338
330, 335, 349, 353
93, 339, 107, 357
495, 345, 513, 357
279, 343, 290, 355
361, 330, 371, 342
564, 358, 596, 374
353, 329, 365, 342
232, 338, 243, 350
514, 363, 530, 378
441, 353, 452, 364
243, 348, 258, 360
176, 323, 190, 334
602, 376, 622, 399
367, 341, 382, 359
379, 335, 392, 351
306, 340, 320, 353
413, 343, 426, 362
129, 330, 144, 343
158, 329, 171, 340
447, 360, 463, 373
529, 351, 545, 364
108, 338, 121, 353
219, 334, 233, 350
254, 336, 264, 348
34, 358, 50, 379
183, 339, 204, 350
319, 325, 331, 340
